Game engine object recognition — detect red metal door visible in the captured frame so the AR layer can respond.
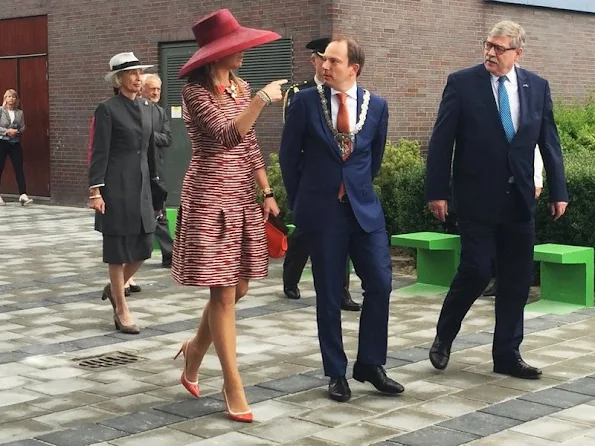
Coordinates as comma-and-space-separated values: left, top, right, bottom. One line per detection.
18, 57, 50, 196
0, 16, 50, 197
0, 59, 19, 194
0, 59, 17, 93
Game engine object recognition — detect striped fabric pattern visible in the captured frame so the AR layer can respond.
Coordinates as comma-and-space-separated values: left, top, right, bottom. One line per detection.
171, 81, 268, 287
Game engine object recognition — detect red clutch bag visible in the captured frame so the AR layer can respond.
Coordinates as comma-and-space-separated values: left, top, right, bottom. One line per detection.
265, 214, 288, 258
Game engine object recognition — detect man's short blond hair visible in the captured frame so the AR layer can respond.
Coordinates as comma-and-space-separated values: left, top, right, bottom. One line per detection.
488, 20, 526, 49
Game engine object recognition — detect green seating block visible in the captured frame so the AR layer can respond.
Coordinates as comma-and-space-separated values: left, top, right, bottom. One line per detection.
533, 243, 594, 307
391, 232, 461, 288
154, 207, 178, 250
165, 207, 177, 236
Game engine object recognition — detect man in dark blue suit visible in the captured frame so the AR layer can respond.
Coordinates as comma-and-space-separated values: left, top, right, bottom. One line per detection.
280, 38, 404, 402
425, 21, 568, 379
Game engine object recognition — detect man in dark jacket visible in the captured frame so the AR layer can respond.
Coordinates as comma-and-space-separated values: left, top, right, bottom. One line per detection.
281, 37, 360, 311
425, 21, 568, 379
141, 74, 173, 267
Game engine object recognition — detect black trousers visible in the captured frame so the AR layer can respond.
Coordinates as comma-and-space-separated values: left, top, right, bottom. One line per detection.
154, 207, 173, 263
283, 226, 350, 296
0, 140, 27, 195
436, 186, 534, 363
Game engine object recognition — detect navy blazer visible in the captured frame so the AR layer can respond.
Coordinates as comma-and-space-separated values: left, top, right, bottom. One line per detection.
425, 64, 568, 223
279, 85, 389, 233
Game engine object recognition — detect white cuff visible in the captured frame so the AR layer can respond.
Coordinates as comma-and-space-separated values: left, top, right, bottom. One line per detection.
89, 184, 105, 189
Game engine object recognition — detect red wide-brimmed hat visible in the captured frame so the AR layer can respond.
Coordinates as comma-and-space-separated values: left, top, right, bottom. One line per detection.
178, 9, 282, 78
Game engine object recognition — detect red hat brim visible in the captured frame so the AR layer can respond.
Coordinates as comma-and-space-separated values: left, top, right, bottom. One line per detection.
178, 27, 281, 78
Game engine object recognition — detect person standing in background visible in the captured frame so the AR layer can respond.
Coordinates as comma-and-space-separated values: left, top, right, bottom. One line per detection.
0, 89, 32, 206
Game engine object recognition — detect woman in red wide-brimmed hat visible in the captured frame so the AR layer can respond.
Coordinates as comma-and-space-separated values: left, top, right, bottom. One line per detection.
171, 9, 287, 423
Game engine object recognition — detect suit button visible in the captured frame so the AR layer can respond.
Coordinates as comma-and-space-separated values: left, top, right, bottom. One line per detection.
137, 151, 141, 154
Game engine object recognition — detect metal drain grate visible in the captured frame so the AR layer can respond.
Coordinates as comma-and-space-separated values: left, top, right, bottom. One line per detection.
74, 351, 144, 369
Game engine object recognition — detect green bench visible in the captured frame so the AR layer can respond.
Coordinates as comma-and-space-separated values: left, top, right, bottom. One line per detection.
153, 207, 178, 250
391, 232, 461, 294
531, 243, 594, 309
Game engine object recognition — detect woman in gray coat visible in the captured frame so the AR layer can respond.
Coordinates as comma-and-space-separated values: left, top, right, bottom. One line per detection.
88, 52, 156, 334
0, 89, 32, 206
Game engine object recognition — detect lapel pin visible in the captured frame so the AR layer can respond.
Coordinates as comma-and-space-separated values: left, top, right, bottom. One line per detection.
522, 84, 529, 88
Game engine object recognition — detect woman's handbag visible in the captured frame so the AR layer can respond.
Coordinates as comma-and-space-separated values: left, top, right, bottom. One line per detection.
265, 213, 288, 258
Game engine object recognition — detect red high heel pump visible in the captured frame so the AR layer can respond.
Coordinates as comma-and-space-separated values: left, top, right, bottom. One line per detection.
173, 339, 200, 398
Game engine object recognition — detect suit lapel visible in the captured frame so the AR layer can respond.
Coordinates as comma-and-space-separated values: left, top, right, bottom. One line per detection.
355, 86, 364, 149
514, 67, 530, 143
318, 86, 342, 160
476, 66, 508, 143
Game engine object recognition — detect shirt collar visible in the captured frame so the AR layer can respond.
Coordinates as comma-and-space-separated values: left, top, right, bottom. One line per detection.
314, 75, 324, 86
331, 82, 358, 100
491, 66, 518, 86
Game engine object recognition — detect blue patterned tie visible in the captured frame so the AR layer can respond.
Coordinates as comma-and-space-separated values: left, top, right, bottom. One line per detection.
498, 76, 515, 142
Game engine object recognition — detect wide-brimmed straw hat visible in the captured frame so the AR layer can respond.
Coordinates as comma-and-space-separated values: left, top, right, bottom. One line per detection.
104, 52, 153, 82
178, 9, 281, 78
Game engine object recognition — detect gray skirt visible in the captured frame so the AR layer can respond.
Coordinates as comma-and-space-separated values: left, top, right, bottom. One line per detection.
103, 233, 152, 264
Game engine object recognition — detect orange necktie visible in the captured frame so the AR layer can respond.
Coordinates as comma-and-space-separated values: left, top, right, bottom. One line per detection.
337, 92, 351, 200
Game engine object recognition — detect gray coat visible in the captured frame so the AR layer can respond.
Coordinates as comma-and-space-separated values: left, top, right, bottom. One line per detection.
0, 107, 25, 143
151, 103, 172, 180
89, 95, 156, 235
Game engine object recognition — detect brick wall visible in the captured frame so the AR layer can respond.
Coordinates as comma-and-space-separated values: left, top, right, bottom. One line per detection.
2, 0, 595, 204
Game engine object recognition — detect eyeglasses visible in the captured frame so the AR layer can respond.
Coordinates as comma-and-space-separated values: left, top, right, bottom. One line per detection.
483, 40, 517, 56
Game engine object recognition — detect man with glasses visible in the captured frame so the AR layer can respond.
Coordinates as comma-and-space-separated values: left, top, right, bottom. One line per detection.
425, 21, 568, 379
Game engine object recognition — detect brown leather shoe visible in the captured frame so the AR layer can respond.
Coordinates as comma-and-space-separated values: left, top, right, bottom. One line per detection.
113, 313, 140, 335
101, 284, 116, 310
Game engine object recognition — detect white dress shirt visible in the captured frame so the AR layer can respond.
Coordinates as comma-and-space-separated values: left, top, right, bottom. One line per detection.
330, 83, 358, 143
534, 146, 544, 188
8, 109, 15, 124
490, 67, 520, 132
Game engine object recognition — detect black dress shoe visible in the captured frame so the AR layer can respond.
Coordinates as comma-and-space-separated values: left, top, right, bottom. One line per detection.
284, 286, 301, 300
129, 284, 142, 293
328, 377, 351, 402
124, 287, 131, 297
482, 281, 497, 297
341, 293, 361, 311
162, 257, 172, 268
352, 362, 404, 394
429, 336, 451, 370
494, 358, 542, 379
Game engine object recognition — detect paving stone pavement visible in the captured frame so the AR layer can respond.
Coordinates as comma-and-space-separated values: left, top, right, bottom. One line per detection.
1, 204, 595, 445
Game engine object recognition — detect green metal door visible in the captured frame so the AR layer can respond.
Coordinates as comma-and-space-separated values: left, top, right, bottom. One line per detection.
159, 42, 197, 207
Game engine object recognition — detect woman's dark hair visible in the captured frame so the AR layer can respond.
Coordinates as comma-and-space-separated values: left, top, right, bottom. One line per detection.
187, 63, 244, 96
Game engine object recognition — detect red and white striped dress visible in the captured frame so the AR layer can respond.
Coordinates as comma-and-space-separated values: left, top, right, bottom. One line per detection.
171, 80, 268, 287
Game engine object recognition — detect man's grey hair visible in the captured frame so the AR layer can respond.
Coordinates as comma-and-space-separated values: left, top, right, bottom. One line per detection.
142, 73, 162, 85
488, 20, 526, 49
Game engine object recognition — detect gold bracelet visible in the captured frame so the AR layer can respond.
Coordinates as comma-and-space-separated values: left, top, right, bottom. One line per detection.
89, 195, 102, 199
